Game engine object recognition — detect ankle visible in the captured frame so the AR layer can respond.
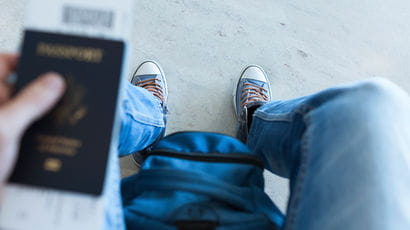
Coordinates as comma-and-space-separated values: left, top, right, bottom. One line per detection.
236, 102, 264, 143
246, 102, 264, 130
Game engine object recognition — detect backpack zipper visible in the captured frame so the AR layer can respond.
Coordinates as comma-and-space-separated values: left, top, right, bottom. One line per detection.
147, 149, 264, 169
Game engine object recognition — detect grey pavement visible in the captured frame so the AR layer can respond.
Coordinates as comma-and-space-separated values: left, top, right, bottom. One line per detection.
1, 0, 410, 213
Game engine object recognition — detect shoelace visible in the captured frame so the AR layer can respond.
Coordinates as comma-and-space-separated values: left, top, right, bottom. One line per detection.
135, 78, 165, 103
240, 82, 268, 107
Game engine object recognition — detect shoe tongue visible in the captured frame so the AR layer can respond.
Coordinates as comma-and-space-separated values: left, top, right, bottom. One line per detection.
136, 74, 159, 81
132, 74, 158, 85
244, 78, 266, 88
242, 79, 268, 107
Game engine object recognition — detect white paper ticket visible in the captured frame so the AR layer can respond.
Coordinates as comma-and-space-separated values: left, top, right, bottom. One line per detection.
0, 0, 133, 229
25, 0, 134, 41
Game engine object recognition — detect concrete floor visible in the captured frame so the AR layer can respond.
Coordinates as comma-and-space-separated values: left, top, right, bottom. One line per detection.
1, 0, 410, 213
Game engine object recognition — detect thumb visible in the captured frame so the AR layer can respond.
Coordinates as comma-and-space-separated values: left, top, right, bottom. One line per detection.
1, 73, 66, 134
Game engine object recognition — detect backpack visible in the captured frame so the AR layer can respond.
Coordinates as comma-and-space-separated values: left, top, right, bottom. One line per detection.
121, 132, 284, 230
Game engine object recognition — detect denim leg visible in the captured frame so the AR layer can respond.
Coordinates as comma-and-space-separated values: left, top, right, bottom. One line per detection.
104, 82, 165, 229
247, 78, 410, 230
104, 145, 126, 230
118, 82, 166, 157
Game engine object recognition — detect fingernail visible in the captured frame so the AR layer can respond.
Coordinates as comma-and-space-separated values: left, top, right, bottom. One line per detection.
42, 73, 65, 91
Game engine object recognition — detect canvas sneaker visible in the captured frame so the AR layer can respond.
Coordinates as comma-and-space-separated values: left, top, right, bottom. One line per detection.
234, 65, 271, 142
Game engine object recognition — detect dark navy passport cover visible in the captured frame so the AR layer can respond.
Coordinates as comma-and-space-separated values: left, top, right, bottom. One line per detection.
9, 30, 124, 195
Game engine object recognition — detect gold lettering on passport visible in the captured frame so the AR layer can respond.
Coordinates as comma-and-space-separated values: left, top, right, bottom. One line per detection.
44, 158, 62, 172
36, 42, 104, 63
37, 135, 83, 157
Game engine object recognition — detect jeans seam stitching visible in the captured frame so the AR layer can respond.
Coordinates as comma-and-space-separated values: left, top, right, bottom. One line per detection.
254, 111, 293, 121
255, 104, 314, 122
285, 112, 312, 230
254, 108, 294, 121
128, 111, 165, 127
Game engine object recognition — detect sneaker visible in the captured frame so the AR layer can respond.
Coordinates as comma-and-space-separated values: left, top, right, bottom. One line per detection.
131, 61, 168, 166
234, 65, 271, 143
131, 60, 168, 110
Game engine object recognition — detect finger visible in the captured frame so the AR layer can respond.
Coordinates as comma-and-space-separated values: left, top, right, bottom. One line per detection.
0, 80, 11, 104
0, 54, 18, 104
0, 73, 65, 135
0, 54, 18, 80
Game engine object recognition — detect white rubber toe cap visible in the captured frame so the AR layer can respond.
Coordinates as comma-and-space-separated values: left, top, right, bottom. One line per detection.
135, 61, 161, 76
241, 65, 268, 82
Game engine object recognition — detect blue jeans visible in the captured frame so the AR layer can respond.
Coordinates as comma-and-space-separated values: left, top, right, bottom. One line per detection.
107, 79, 410, 229
104, 82, 165, 229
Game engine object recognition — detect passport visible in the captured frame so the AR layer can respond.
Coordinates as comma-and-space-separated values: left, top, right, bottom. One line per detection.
0, 0, 133, 228
9, 30, 124, 195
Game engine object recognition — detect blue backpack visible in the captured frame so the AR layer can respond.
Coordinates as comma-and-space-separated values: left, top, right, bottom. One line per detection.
121, 132, 284, 230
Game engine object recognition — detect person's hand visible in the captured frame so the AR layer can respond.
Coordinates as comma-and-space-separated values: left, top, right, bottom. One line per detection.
0, 54, 66, 190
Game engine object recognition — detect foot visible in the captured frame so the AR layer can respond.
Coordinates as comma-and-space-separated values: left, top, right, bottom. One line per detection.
131, 61, 168, 166
131, 61, 168, 111
234, 65, 271, 142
